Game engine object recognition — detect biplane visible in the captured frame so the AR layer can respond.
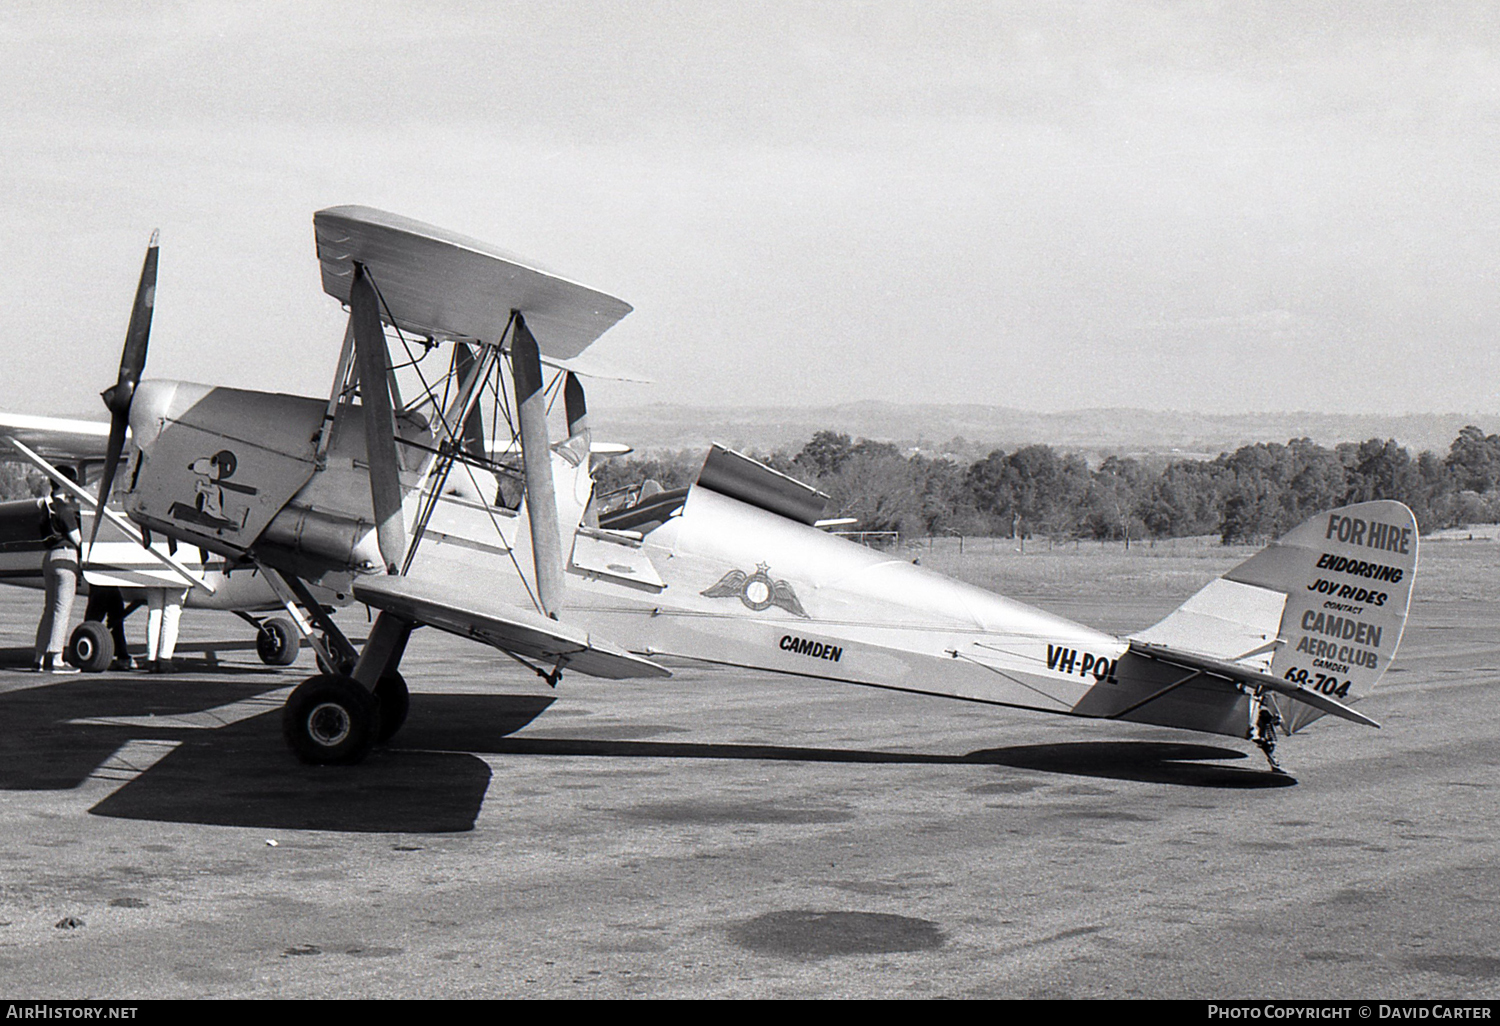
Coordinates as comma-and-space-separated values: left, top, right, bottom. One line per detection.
15, 206, 1418, 773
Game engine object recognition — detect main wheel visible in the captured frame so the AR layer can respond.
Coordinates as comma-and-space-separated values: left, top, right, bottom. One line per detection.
256, 616, 300, 666
67, 621, 115, 673
282, 674, 381, 765
373, 671, 409, 743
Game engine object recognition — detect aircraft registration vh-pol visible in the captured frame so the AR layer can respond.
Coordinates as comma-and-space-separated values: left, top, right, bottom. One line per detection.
5, 207, 1418, 775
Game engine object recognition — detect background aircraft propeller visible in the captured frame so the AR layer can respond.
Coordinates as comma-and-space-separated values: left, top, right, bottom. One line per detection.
89, 230, 159, 550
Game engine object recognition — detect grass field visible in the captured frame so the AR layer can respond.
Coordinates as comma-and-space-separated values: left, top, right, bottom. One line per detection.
910, 530, 1498, 607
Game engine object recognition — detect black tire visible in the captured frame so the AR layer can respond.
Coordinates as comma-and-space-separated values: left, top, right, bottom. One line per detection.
314, 634, 353, 676
282, 674, 380, 765
373, 671, 409, 743
68, 621, 115, 673
256, 616, 301, 666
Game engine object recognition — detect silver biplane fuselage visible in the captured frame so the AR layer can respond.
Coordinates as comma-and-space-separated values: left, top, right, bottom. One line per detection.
128, 377, 1152, 713
66, 206, 1419, 770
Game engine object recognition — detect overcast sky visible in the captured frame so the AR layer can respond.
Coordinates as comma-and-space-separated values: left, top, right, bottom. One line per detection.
1, 1, 1496, 418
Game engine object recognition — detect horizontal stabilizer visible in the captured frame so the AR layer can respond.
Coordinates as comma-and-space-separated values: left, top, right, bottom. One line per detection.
1128, 640, 1379, 729
353, 575, 669, 680
314, 206, 632, 356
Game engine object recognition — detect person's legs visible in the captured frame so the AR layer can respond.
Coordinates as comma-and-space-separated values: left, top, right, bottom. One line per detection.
159, 590, 184, 661
146, 589, 165, 663
32, 575, 56, 668
46, 552, 78, 656
85, 585, 130, 666
35, 549, 79, 671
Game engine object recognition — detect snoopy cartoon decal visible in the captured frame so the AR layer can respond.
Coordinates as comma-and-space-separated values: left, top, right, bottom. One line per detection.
167, 449, 258, 532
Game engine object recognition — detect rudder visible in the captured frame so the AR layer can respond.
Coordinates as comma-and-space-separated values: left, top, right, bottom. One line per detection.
1258, 501, 1417, 731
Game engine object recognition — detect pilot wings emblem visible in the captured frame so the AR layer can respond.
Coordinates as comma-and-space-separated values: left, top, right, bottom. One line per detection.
701, 563, 808, 618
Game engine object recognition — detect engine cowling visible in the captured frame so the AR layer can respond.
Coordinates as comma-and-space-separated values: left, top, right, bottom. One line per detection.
259, 504, 382, 572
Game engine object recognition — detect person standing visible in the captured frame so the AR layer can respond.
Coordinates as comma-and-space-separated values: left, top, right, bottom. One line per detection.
143, 586, 188, 673
33, 470, 82, 673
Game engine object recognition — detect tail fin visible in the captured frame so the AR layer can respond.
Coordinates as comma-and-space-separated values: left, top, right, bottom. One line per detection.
1132, 501, 1418, 733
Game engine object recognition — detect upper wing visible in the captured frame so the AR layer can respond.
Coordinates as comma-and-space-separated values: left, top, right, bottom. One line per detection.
313, 206, 632, 356
0, 412, 110, 462
353, 574, 669, 680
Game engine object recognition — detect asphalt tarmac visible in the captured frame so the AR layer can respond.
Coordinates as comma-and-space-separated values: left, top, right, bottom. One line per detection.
0, 578, 1496, 1000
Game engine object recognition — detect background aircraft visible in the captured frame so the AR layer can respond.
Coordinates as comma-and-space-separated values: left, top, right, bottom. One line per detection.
46, 206, 1415, 774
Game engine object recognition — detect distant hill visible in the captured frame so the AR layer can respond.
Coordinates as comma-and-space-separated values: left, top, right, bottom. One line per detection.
33, 403, 1498, 466
590, 402, 1500, 461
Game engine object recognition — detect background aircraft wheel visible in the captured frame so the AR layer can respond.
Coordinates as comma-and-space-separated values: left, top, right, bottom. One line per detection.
282, 674, 380, 765
314, 634, 353, 676
67, 621, 115, 673
374, 671, 409, 743
255, 616, 301, 666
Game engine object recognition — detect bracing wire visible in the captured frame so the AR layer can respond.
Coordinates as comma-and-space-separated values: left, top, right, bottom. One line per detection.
349, 285, 547, 615
365, 269, 459, 442
543, 370, 564, 416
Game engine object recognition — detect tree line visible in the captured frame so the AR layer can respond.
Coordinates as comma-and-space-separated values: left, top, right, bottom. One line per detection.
10, 424, 1499, 544
595, 426, 1500, 544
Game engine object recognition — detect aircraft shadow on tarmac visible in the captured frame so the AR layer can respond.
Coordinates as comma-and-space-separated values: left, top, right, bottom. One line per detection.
0, 676, 511, 834
0, 674, 291, 792
0, 678, 1290, 837
437, 728, 1292, 790
965, 741, 1295, 789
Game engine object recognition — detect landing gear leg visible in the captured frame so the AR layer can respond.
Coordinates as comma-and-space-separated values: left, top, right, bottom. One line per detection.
353, 612, 414, 742
265, 568, 407, 765
1248, 690, 1286, 775
258, 567, 361, 674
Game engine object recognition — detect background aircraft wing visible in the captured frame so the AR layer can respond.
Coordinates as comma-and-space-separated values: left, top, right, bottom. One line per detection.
314, 205, 632, 356
352, 575, 669, 680
540, 352, 653, 383
0, 413, 110, 463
